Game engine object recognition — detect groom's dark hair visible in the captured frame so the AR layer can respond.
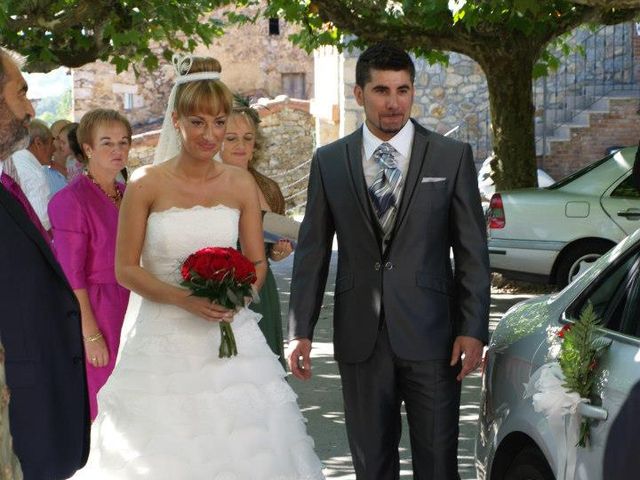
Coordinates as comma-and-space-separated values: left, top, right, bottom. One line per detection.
355, 42, 415, 88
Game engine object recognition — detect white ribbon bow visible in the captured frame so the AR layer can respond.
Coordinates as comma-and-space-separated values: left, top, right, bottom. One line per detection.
524, 362, 585, 480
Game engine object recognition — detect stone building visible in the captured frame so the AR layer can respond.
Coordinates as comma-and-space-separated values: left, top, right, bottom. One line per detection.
72, 3, 314, 131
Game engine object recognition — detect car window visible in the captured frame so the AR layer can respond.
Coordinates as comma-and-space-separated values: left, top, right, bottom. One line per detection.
568, 250, 640, 335
621, 271, 640, 337
548, 153, 613, 190
611, 174, 640, 199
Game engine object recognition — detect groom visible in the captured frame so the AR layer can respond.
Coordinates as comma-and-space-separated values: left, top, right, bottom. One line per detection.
288, 42, 490, 479
0, 47, 90, 479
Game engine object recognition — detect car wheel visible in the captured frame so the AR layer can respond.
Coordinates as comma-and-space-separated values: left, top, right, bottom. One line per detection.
504, 447, 554, 480
555, 241, 613, 287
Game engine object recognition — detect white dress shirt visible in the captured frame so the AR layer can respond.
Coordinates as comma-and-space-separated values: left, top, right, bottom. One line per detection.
11, 149, 51, 230
362, 120, 415, 208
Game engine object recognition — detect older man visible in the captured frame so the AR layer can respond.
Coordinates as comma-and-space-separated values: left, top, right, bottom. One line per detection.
0, 47, 89, 480
11, 119, 53, 229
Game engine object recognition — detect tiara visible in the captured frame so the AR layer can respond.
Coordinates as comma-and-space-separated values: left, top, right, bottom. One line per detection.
171, 53, 221, 84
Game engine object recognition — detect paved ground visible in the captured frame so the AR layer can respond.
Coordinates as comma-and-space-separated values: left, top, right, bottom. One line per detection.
270, 251, 538, 479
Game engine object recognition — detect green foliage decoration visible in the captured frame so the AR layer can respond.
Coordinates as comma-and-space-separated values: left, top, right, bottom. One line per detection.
558, 303, 611, 447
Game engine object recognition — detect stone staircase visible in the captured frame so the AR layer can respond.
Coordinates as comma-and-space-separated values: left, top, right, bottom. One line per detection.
535, 88, 640, 157
533, 21, 639, 158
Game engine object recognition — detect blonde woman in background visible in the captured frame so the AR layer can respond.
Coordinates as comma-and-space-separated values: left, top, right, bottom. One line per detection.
221, 103, 293, 368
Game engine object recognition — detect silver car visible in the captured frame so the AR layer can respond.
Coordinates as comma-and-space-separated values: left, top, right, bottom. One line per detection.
475, 227, 640, 480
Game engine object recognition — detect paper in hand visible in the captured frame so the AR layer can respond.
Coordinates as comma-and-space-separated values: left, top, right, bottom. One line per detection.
262, 212, 300, 247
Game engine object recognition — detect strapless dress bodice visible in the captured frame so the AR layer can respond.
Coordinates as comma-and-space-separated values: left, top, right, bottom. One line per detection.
142, 204, 240, 285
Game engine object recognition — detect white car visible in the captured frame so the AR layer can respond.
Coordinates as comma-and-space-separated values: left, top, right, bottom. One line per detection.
475, 227, 640, 480
478, 156, 555, 203
487, 147, 640, 287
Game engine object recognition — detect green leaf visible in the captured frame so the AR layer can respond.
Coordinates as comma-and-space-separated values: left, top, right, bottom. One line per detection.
532, 62, 548, 78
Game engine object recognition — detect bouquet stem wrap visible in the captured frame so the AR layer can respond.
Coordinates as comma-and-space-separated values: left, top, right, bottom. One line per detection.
219, 320, 238, 358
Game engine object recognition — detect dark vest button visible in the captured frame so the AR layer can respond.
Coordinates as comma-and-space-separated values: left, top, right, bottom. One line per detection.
374, 262, 381, 271
384, 262, 393, 270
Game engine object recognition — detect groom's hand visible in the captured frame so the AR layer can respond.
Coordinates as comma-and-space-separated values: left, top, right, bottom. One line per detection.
287, 338, 312, 380
450, 336, 484, 381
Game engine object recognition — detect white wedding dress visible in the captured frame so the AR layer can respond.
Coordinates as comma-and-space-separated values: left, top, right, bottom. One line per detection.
72, 205, 325, 480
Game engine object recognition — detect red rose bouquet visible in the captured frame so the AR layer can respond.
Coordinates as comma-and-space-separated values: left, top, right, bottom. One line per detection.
180, 247, 257, 358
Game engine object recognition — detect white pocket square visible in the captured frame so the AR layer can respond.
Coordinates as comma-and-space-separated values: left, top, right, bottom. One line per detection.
421, 177, 446, 183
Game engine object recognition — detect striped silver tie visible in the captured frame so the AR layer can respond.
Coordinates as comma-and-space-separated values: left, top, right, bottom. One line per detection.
368, 142, 402, 233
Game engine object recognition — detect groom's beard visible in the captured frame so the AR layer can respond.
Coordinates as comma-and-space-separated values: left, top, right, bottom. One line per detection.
0, 98, 30, 162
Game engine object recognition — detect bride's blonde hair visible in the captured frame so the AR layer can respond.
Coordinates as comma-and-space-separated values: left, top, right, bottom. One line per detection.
174, 57, 232, 118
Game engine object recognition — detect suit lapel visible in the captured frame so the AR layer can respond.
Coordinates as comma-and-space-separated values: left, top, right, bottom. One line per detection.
391, 122, 431, 236
345, 129, 381, 243
0, 184, 74, 294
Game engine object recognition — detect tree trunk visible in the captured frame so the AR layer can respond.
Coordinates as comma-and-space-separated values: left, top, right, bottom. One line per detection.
482, 54, 538, 190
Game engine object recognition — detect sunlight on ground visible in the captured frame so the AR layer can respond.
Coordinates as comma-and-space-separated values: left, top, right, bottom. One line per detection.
272, 249, 533, 480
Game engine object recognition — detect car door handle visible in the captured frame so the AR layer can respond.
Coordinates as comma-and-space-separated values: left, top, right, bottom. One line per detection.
617, 209, 640, 219
578, 403, 608, 421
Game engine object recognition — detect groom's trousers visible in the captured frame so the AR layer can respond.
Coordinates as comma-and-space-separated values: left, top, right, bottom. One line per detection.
338, 322, 462, 480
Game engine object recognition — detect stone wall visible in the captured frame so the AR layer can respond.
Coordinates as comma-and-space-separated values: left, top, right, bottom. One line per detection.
129, 130, 160, 169
538, 97, 640, 179
255, 97, 315, 212
73, 57, 173, 127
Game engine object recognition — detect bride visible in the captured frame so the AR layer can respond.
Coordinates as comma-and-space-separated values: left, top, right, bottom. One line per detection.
71, 56, 325, 479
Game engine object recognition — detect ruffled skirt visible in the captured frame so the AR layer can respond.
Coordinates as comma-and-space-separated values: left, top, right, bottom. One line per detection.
71, 303, 324, 480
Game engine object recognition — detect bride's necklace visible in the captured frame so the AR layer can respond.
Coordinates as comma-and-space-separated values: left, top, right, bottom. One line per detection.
85, 170, 122, 206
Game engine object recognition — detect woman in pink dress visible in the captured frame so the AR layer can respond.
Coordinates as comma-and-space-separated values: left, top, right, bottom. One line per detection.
48, 109, 131, 420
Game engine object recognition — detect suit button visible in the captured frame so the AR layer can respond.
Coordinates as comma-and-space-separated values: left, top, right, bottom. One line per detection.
374, 262, 381, 271
385, 262, 393, 270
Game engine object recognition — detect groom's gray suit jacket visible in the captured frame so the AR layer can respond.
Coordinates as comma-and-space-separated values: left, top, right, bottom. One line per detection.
289, 120, 490, 363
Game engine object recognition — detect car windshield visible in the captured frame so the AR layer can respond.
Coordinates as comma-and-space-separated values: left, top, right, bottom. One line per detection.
547, 153, 614, 190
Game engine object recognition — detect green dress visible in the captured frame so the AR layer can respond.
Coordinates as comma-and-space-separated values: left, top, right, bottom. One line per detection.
250, 244, 286, 369
247, 169, 288, 370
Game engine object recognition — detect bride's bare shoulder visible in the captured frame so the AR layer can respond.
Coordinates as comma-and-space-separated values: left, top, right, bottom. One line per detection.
221, 163, 255, 186
128, 163, 171, 188
124, 165, 173, 207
